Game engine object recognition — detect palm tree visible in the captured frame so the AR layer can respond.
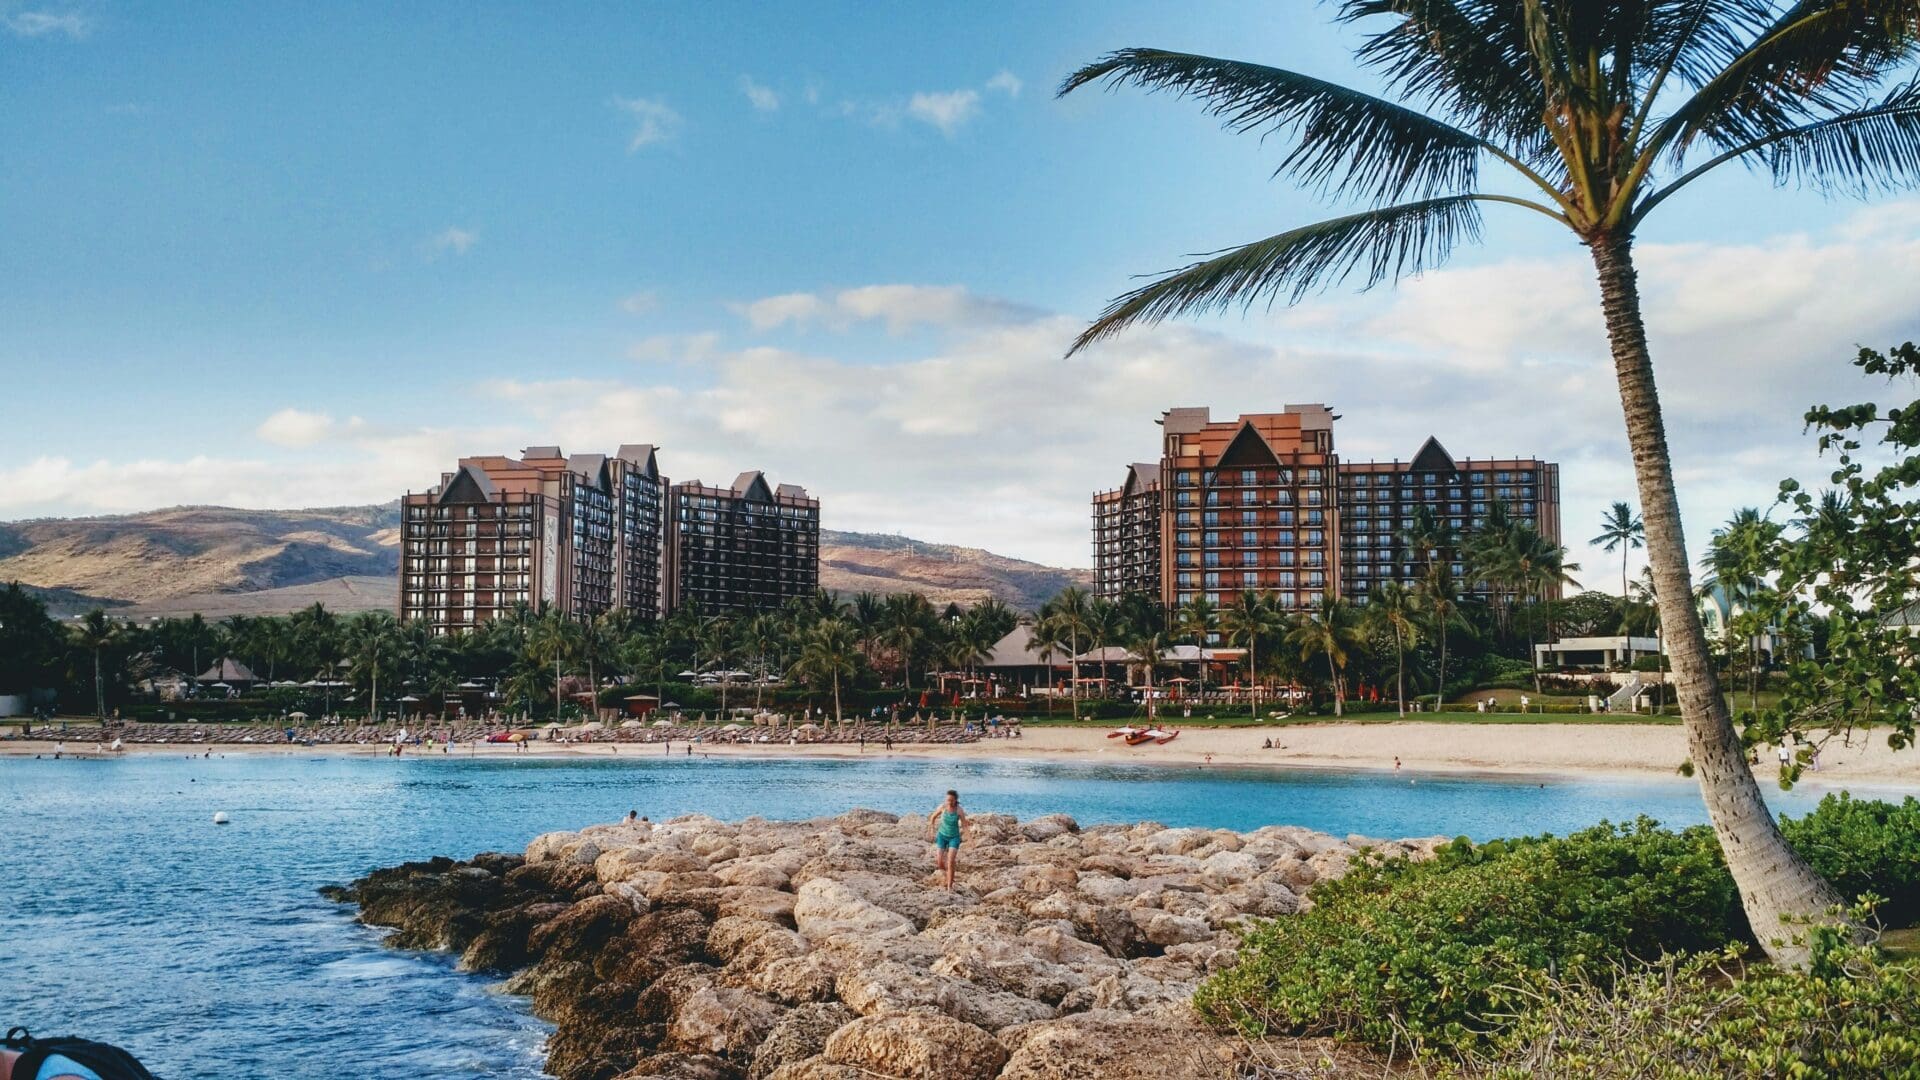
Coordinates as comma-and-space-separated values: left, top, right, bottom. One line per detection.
1024, 616, 1066, 712
1367, 580, 1420, 717
1126, 630, 1168, 720
1175, 595, 1218, 692
1057, 8, 1918, 961
343, 611, 399, 725
1085, 598, 1126, 701
1287, 592, 1367, 717
1399, 506, 1457, 580
882, 593, 934, 689
1417, 566, 1466, 714
1219, 589, 1279, 718
790, 618, 860, 727
1593, 501, 1647, 621
1048, 587, 1093, 721
851, 592, 885, 665
743, 613, 785, 712
1509, 527, 1583, 690
73, 609, 117, 720
527, 611, 579, 722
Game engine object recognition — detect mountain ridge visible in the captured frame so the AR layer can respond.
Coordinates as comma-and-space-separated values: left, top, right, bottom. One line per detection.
0, 505, 1089, 617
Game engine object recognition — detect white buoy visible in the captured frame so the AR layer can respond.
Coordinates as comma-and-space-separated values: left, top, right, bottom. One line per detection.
213, 812, 230, 825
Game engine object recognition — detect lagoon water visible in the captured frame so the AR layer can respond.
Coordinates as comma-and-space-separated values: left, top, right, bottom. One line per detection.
0, 752, 1865, 1078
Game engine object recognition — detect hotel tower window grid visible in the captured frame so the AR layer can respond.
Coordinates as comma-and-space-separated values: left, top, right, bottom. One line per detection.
1092, 463, 1162, 601
667, 472, 820, 615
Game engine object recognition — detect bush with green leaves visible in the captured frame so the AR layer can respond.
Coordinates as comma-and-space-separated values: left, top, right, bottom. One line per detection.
1195, 820, 1744, 1057
1468, 940, 1920, 1079
1780, 792, 1920, 928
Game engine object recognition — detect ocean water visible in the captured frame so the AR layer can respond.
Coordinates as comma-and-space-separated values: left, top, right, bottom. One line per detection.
0, 752, 1878, 1079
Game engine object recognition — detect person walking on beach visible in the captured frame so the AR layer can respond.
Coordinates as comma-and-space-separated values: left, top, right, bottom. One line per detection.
928, 789, 967, 890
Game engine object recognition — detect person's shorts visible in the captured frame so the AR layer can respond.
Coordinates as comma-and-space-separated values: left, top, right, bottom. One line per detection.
935, 834, 961, 851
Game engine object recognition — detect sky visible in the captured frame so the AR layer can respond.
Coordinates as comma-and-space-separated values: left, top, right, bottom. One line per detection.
5, 2, 1920, 591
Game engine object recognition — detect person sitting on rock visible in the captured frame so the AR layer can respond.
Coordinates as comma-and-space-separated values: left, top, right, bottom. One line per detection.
927, 789, 968, 890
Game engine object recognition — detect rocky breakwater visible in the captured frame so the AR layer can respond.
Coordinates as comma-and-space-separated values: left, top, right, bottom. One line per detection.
325, 810, 1445, 1080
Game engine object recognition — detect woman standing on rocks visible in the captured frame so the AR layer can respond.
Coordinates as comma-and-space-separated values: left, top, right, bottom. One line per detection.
927, 789, 967, 890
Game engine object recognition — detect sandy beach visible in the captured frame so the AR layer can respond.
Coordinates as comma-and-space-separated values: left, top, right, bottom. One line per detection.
10, 721, 1919, 789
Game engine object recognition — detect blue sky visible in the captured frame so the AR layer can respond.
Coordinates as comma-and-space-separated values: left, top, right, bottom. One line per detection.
5, 2, 1919, 584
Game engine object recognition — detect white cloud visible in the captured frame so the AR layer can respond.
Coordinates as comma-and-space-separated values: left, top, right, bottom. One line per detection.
740, 76, 779, 113
735, 283, 1039, 333
736, 292, 829, 331
907, 89, 980, 136
4, 10, 91, 39
618, 290, 658, 315
256, 408, 340, 448
427, 226, 478, 258
986, 70, 1022, 98
612, 95, 682, 151
10, 204, 1920, 578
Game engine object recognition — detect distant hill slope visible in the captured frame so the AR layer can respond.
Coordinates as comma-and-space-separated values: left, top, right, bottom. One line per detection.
0, 507, 1088, 617
820, 530, 1089, 612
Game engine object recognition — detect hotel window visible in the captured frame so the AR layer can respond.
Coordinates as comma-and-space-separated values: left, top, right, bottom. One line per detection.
1352, 504, 1369, 518
1304, 468, 1323, 484
1176, 572, 1195, 586
1175, 511, 1193, 526
1306, 552, 1325, 567
1274, 530, 1295, 545
1305, 489, 1324, 506
1240, 468, 1257, 485
1204, 572, 1222, 588
1203, 531, 1220, 546
1176, 531, 1195, 547
1174, 491, 1193, 506
1203, 553, 1222, 567
1205, 491, 1221, 506
1307, 572, 1326, 589
1276, 469, 1294, 484
1472, 502, 1488, 515
1273, 489, 1293, 505
1241, 550, 1258, 566
1496, 471, 1513, 483
1279, 593, 1299, 609
1355, 549, 1371, 563
1176, 471, 1195, 486
1448, 502, 1463, 514
1177, 591, 1197, 605
1203, 511, 1220, 526
1306, 510, 1325, 526
1305, 529, 1325, 546
1242, 571, 1259, 587
1451, 562, 1465, 575
1240, 510, 1257, 525
1275, 511, 1295, 526
1276, 550, 1296, 566
1240, 530, 1258, 546
1241, 489, 1258, 504
1205, 592, 1222, 606
1350, 474, 1367, 487
1277, 572, 1296, 588
1176, 553, 1195, 567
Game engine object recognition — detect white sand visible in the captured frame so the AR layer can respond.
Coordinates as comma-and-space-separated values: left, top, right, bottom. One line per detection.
9, 721, 1917, 790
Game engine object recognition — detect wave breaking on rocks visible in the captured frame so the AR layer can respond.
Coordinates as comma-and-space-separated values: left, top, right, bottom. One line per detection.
324, 810, 1446, 1079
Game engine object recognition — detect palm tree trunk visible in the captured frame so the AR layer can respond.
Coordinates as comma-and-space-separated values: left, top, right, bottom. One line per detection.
1434, 628, 1447, 713
1070, 630, 1080, 722
94, 648, 105, 720
1329, 650, 1343, 717
1394, 627, 1406, 718
1592, 236, 1839, 967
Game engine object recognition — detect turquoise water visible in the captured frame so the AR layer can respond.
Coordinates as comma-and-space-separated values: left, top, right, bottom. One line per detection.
0, 753, 1876, 1078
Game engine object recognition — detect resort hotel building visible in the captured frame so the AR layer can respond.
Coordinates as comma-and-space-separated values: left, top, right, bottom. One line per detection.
399, 446, 816, 632
666, 472, 821, 615
1092, 407, 1561, 612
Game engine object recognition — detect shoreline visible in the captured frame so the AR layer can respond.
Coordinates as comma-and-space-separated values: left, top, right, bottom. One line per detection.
8, 720, 1917, 791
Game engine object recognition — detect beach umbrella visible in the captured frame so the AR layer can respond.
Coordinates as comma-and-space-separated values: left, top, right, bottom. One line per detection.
651, 718, 672, 727
288, 711, 308, 720
543, 722, 563, 729
577, 720, 605, 731
721, 722, 744, 732
619, 719, 643, 729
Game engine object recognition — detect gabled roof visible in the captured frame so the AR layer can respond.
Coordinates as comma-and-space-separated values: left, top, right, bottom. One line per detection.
522, 445, 563, 460
615, 444, 660, 479
1124, 462, 1160, 495
732, 471, 774, 503
1215, 421, 1281, 468
568, 453, 609, 486
438, 463, 498, 505
1409, 436, 1458, 475
980, 625, 1058, 668
774, 482, 809, 500
198, 658, 258, 682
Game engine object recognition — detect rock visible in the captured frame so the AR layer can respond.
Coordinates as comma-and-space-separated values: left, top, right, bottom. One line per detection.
834, 960, 1052, 1031
751, 953, 841, 1005
792, 878, 914, 942
716, 886, 796, 925
611, 1053, 737, 1080
667, 986, 785, 1059
527, 830, 580, 863
714, 860, 792, 890
997, 1008, 1238, 1080
1134, 910, 1212, 948
1019, 813, 1079, 841
821, 1013, 1008, 1080
1199, 850, 1260, 887
526, 893, 635, 964
747, 1002, 856, 1080
931, 939, 1085, 1005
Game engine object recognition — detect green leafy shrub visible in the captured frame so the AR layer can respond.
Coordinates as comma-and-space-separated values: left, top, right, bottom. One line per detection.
1195, 820, 1744, 1057
1780, 792, 1920, 928
1468, 943, 1920, 1079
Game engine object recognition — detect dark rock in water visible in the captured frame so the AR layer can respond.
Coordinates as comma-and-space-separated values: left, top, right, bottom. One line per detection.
322, 813, 1447, 1079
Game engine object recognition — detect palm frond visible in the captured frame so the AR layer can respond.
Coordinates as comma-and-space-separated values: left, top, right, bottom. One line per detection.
1658, 0, 1920, 154
1760, 76, 1920, 191
1067, 195, 1484, 355
1059, 48, 1484, 204
1337, 0, 1556, 163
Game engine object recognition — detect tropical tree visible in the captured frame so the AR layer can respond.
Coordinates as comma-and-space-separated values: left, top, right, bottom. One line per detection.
1367, 580, 1420, 716
72, 609, 117, 720
1057, 5, 1920, 961
1175, 595, 1218, 691
342, 611, 400, 724
1219, 589, 1280, 718
1287, 592, 1367, 716
743, 613, 785, 712
882, 593, 936, 689
1593, 500, 1647, 619
790, 618, 861, 727
1126, 630, 1168, 719
1417, 566, 1467, 713
527, 610, 579, 722
1045, 587, 1093, 720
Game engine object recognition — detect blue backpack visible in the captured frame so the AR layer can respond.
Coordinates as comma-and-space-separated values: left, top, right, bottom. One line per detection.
4, 1028, 158, 1080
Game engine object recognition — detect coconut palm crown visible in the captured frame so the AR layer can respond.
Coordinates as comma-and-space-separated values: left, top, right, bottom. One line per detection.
1060, 2, 1920, 966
